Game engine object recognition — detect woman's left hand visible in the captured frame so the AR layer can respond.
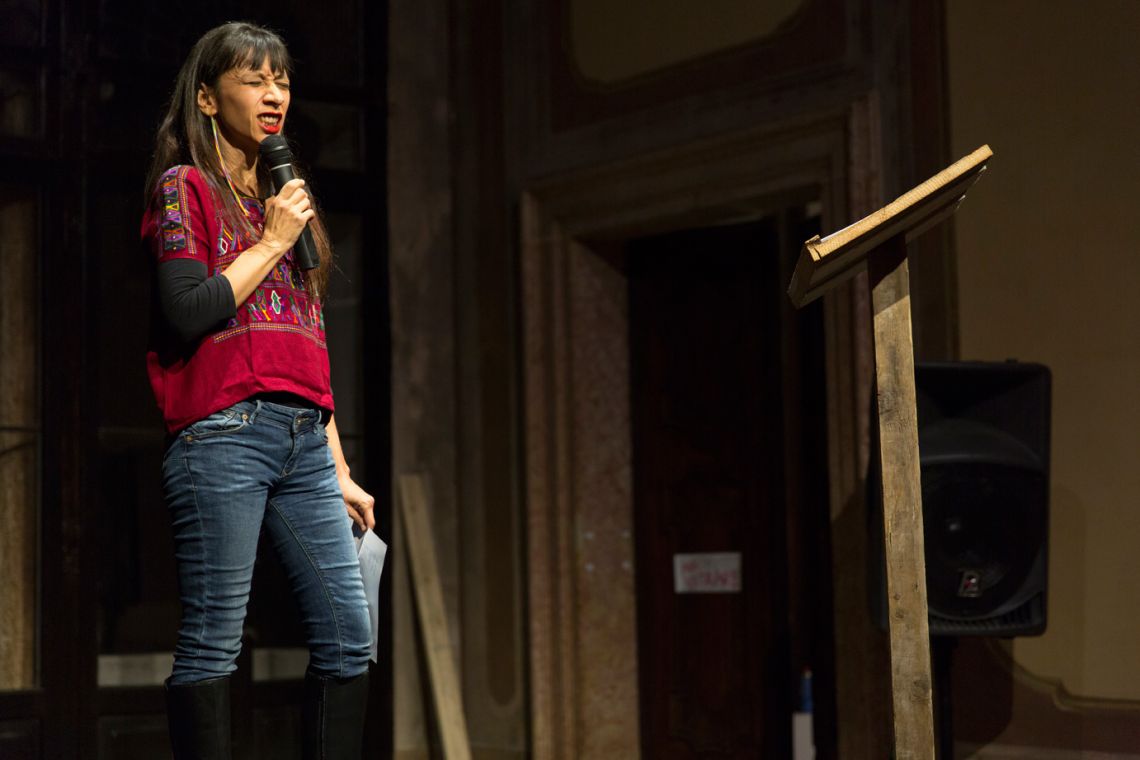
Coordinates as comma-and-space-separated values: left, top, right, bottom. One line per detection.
339, 474, 376, 531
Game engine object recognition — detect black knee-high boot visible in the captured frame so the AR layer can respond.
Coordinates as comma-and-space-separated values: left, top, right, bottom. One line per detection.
165, 675, 232, 760
302, 670, 370, 760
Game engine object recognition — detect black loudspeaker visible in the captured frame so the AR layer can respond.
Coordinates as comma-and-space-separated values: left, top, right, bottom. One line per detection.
870, 360, 1051, 636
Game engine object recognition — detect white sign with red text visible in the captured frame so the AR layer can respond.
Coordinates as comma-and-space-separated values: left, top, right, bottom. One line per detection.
673, 552, 742, 593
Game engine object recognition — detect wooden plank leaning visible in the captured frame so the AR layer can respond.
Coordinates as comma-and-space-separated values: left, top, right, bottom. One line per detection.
399, 473, 473, 760
787, 145, 993, 759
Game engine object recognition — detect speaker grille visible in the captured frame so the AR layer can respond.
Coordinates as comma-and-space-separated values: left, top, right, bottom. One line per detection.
930, 593, 1045, 636
868, 360, 1051, 637
921, 460, 1047, 622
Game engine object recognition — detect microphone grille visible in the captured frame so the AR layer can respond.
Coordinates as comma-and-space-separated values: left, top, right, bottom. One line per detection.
258, 134, 293, 161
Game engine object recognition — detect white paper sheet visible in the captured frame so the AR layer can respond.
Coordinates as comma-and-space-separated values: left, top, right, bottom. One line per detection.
354, 527, 388, 663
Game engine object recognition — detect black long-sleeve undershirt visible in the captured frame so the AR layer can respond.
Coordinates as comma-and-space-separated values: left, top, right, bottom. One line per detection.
157, 259, 237, 344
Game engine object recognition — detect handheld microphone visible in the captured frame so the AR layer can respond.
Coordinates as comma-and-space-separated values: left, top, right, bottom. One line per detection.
258, 135, 319, 271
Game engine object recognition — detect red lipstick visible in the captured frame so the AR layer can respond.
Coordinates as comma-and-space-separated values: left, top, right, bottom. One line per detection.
258, 112, 283, 135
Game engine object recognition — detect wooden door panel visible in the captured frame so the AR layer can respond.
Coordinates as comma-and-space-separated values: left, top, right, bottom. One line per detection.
630, 220, 791, 759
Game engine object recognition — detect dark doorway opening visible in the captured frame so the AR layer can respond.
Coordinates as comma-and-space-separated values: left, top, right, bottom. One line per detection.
628, 209, 835, 759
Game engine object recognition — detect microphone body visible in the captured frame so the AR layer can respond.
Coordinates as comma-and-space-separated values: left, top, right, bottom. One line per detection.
258, 135, 319, 271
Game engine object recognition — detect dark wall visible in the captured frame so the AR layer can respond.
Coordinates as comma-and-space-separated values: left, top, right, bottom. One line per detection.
0, 2, 390, 757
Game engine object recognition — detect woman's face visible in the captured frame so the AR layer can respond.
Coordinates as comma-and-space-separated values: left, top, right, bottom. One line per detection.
198, 56, 290, 155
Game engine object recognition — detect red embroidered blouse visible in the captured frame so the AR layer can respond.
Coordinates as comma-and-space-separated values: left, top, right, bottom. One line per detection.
143, 165, 334, 433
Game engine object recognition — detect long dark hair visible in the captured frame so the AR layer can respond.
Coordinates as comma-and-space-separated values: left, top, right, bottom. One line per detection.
145, 21, 332, 296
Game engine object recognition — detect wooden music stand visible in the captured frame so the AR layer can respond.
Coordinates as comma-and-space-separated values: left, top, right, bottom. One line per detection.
788, 145, 992, 759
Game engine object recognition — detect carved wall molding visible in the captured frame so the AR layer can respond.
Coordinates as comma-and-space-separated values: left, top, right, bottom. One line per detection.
508, 0, 874, 183
999, 640, 1140, 715
959, 745, 1140, 760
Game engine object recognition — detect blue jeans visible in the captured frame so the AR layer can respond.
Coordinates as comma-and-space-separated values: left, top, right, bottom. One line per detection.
161, 399, 371, 685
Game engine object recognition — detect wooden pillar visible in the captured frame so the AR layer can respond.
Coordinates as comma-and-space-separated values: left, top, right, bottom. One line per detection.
0, 190, 38, 690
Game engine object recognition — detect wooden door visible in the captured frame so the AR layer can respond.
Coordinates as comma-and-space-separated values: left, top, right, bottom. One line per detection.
629, 217, 804, 759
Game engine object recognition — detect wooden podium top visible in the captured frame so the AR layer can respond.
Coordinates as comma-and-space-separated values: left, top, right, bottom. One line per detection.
787, 144, 992, 307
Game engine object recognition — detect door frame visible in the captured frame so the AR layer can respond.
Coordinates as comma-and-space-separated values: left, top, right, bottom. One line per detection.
520, 97, 886, 759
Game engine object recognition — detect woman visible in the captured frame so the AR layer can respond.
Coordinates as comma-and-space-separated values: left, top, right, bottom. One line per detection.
142, 22, 374, 759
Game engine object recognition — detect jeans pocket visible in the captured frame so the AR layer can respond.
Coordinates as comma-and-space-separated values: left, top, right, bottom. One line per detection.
184, 405, 251, 440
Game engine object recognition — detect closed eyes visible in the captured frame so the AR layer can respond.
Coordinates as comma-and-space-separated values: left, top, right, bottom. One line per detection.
243, 79, 291, 90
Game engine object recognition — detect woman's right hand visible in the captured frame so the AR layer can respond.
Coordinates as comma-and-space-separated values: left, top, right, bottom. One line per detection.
260, 178, 315, 255
220, 178, 316, 307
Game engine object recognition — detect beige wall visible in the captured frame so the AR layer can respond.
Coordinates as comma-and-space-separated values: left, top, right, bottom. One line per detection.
570, 0, 803, 82
947, 1, 1140, 701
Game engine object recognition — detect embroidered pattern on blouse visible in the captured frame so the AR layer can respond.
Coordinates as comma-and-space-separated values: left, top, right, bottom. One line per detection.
159, 167, 193, 253
213, 198, 263, 272
212, 287, 327, 348
209, 193, 326, 348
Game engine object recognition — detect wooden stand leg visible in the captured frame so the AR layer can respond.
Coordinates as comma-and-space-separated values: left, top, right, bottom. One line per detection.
868, 234, 936, 759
